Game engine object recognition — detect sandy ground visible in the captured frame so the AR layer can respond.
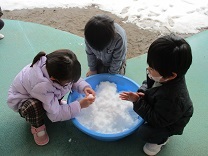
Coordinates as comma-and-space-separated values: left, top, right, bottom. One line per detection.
3, 7, 194, 59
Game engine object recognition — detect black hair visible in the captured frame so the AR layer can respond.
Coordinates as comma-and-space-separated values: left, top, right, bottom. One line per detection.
84, 14, 115, 51
147, 34, 192, 78
31, 49, 81, 83
30, 51, 46, 67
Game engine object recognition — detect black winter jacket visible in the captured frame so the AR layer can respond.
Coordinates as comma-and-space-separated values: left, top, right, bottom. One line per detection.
133, 76, 193, 135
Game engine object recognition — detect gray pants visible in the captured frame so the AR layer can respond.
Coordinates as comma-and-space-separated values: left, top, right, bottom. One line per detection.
97, 59, 126, 75
136, 123, 170, 145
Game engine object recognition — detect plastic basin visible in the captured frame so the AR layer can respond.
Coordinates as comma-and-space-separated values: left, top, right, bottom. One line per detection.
67, 74, 144, 141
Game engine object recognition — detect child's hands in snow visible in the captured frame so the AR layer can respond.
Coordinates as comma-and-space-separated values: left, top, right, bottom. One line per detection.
119, 91, 144, 102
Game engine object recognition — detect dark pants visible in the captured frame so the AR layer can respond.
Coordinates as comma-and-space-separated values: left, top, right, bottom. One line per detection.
19, 98, 46, 128
0, 19, 4, 30
137, 123, 170, 145
97, 59, 126, 75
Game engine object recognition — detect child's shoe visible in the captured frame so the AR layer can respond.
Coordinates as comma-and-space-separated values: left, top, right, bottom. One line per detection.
0, 33, 4, 39
143, 138, 169, 155
31, 124, 49, 146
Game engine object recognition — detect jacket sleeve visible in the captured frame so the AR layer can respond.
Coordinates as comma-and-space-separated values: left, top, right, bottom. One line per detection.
30, 82, 81, 122
133, 96, 182, 128
109, 38, 126, 74
138, 80, 148, 93
72, 78, 91, 93
85, 40, 97, 71
138, 76, 155, 92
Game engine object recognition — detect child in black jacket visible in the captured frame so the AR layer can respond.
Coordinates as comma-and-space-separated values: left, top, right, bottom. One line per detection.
120, 34, 193, 155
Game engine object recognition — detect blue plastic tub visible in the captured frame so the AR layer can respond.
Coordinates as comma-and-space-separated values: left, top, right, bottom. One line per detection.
67, 74, 144, 141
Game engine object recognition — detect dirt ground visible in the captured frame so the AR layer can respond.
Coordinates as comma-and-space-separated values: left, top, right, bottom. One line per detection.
3, 7, 194, 59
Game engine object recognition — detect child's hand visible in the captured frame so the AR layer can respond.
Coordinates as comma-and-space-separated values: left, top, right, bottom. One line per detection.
79, 94, 95, 108
84, 87, 96, 97
86, 70, 97, 77
119, 92, 144, 102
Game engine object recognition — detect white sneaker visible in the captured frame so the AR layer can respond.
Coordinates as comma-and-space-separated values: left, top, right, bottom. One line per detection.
143, 139, 169, 155
0, 33, 4, 39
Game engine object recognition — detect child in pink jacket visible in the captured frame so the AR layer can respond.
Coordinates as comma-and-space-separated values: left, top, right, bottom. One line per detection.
7, 49, 95, 146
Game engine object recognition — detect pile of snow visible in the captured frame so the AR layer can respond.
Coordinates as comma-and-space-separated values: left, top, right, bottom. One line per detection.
76, 81, 138, 134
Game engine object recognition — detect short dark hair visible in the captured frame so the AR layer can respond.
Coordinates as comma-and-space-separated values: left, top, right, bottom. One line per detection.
147, 34, 192, 78
46, 49, 81, 82
84, 14, 115, 51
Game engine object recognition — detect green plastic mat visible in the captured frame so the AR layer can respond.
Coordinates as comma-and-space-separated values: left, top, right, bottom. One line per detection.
0, 19, 207, 156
